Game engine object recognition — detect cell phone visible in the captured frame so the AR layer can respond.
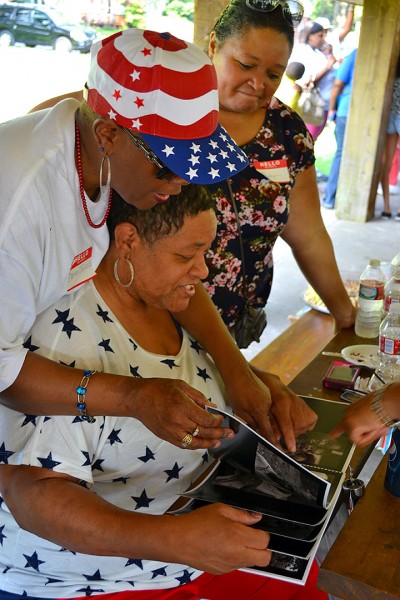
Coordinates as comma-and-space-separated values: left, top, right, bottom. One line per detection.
323, 360, 362, 390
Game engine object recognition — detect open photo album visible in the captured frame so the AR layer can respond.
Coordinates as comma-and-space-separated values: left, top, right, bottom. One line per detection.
170, 396, 355, 585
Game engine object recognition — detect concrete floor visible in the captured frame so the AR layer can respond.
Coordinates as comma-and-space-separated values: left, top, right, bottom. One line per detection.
241, 183, 400, 363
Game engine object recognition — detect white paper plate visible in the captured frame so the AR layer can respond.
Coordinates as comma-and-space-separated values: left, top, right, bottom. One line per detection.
341, 344, 380, 369
302, 279, 359, 316
302, 292, 330, 314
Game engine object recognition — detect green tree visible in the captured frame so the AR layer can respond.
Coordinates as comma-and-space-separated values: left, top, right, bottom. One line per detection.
310, 0, 335, 20
123, 0, 146, 28
164, 0, 194, 22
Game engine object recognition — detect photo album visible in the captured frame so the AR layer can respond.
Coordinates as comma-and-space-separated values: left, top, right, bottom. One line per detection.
170, 396, 355, 585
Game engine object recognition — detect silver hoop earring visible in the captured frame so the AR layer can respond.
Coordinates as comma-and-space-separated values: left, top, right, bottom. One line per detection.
114, 257, 134, 288
99, 155, 111, 198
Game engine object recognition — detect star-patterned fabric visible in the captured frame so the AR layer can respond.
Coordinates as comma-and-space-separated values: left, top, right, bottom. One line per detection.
204, 99, 315, 328
86, 29, 248, 185
141, 125, 248, 185
0, 281, 227, 597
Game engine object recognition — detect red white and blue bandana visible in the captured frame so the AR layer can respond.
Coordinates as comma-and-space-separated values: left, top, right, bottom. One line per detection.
86, 29, 248, 184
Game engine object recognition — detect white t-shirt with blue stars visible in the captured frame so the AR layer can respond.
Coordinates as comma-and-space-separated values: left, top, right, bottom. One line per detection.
0, 280, 227, 597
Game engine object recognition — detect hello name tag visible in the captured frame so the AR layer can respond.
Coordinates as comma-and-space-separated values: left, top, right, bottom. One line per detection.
67, 247, 97, 292
253, 159, 290, 183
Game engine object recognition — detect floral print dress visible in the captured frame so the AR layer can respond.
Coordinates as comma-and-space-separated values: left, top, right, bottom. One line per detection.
204, 98, 315, 328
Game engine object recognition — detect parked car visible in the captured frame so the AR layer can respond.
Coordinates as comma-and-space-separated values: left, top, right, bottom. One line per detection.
0, 4, 98, 52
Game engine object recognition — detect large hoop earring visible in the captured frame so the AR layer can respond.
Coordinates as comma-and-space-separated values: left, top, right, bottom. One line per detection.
99, 154, 111, 198
114, 257, 134, 288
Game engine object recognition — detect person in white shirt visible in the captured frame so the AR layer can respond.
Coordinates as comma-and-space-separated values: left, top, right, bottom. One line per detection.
0, 27, 303, 455
293, 21, 337, 140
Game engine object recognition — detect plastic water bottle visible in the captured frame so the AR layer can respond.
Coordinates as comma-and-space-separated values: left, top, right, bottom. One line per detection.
390, 252, 400, 278
376, 302, 400, 383
354, 259, 385, 338
383, 268, 400, 317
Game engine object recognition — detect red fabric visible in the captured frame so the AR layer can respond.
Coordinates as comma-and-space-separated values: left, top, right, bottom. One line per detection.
389, 145, 399, 185
59, 560, 328, 600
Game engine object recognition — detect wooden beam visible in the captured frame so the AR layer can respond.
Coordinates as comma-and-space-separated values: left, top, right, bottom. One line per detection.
335, 0, 400, 221
193, 0, 227, 49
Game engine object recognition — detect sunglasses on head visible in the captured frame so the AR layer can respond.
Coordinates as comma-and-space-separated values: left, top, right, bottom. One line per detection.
245, 0, 304, 28
123, 128, 176, 181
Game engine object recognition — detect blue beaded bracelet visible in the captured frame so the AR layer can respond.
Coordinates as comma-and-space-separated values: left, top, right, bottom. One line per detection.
76, 369, 97, 423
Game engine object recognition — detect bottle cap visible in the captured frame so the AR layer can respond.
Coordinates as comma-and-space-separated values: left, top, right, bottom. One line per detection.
369, 259, 381, 267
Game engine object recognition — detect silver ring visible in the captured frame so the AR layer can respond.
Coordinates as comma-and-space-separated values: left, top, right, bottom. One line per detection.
192, 425, 200, 437
181, 433, 193, 449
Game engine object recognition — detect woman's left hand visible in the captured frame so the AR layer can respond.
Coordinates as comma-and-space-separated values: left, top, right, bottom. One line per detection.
251, 367, 318, 451
224, 368, 278, 445
333, 303, 357, 332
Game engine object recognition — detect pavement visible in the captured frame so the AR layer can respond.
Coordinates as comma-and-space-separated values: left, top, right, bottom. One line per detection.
242, 181, 400, 363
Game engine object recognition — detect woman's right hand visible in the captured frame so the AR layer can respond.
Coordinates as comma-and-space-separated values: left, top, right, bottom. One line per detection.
130, 377, 235, 450
326, 54, 336, 70
171, 503, 271, 574
330, 383, 400, 447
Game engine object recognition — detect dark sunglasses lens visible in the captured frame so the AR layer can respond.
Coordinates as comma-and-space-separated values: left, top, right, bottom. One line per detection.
155, 165, 176, 181
246, 0, 276, 10
246, 0, 304, 28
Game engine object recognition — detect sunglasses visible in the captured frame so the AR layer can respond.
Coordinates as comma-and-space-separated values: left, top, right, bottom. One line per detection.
123, 129, 176, 181
245, 0, 304, 28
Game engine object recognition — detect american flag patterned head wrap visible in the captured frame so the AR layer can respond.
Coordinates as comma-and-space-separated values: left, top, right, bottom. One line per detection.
85, 29, 248, 184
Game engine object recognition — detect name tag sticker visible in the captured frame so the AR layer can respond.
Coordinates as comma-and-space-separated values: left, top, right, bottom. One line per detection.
253, 159, 290, 183
67, 247, 96, 292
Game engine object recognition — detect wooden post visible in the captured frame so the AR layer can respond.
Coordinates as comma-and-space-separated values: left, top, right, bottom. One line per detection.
335, 0, 400, 221
193, 0, 227, 49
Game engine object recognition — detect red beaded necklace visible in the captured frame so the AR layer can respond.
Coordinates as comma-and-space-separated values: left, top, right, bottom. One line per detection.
75, 122, 112, 229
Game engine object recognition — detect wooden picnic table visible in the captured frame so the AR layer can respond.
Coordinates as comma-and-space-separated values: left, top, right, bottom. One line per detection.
251, 309, 400, 599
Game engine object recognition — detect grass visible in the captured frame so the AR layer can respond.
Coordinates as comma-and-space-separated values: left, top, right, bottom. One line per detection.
92, 25, 123, 37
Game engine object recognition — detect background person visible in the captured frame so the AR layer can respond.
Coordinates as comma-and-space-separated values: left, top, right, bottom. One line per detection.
379, 56, 400, 220
293, 20, 337, 140
0, 188, 326, 600
322, 48, 357, 210
314, 7, 354, 58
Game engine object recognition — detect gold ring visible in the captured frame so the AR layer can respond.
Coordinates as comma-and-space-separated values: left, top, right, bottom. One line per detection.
192, 425, 200, 437
181, 433, 193, 449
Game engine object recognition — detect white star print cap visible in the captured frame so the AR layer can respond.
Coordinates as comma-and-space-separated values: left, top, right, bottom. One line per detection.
85, 28, 248, 184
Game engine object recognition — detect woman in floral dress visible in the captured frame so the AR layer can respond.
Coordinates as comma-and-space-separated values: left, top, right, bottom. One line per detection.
203, 0, 356, 345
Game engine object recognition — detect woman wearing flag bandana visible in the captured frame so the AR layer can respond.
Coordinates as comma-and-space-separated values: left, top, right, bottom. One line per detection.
0, 26, 317, 458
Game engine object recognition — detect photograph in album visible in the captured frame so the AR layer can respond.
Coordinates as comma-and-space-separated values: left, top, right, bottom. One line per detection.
171, 397, 355, 585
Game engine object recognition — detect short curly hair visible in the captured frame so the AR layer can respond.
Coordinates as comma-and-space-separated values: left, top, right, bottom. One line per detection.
107, 185, 216, 245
